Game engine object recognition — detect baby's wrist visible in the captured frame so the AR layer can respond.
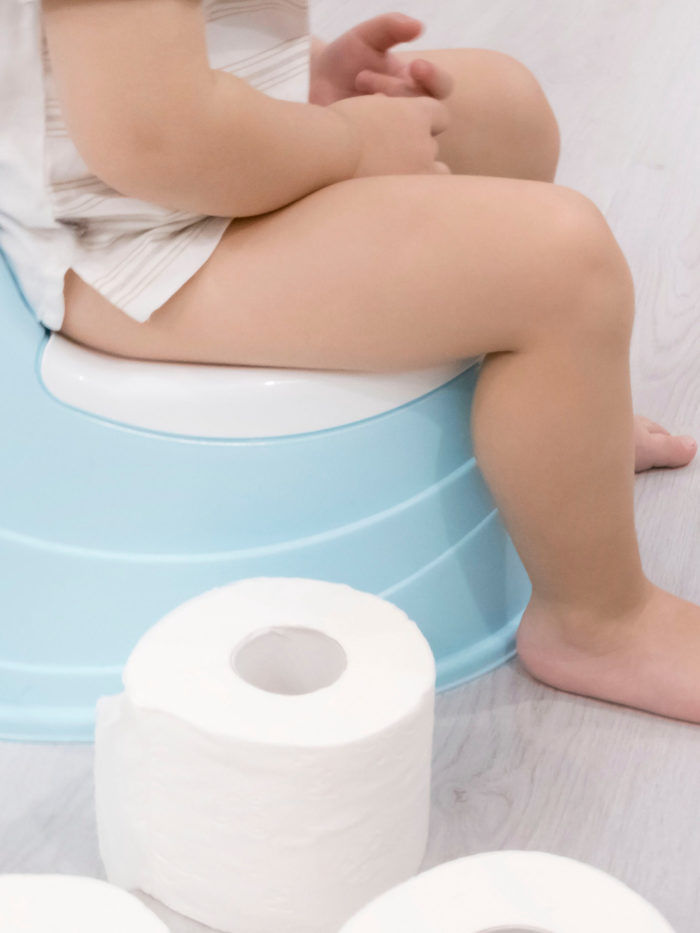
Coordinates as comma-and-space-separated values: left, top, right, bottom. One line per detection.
325, 99, 363, 181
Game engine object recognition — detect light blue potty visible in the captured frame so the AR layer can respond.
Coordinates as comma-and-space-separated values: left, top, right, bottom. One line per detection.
0, 248, 531, 741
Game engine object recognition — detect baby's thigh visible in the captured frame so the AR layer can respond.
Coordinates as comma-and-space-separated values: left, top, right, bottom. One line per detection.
62, 174, 616, 369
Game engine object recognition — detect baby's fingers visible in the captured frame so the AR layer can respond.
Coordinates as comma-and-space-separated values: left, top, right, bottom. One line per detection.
355, 69, 420, 97
355, 62, 454, 101
409, 59, 454, 100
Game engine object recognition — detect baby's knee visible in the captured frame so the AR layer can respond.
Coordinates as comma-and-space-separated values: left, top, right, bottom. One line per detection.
475, 49, 561, 182
540, 187, 635, 347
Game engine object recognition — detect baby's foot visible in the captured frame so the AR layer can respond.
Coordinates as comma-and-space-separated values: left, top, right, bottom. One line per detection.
634, 414, 696, 472
517, 584, 700, 723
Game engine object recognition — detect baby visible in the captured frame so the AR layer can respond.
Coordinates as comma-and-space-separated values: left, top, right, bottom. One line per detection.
16, 2, 700, 720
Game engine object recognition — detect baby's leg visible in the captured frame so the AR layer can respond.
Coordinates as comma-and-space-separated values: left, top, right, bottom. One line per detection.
62, 172, 700, 722
392, 45, 695, 472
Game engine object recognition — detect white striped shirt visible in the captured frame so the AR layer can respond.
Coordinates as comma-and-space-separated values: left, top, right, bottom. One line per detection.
0, 0, 311, 330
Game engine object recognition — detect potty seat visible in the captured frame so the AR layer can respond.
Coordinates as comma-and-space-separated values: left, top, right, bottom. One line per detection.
0, 248, 531, 740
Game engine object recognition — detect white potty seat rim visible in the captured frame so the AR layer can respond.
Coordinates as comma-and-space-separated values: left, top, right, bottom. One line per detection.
41, 333, 480, 438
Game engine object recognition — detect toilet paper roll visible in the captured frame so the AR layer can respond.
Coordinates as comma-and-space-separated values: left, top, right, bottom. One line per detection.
339, 851, 675, 932
0, 874, 169, 932
95, 577, 436, 933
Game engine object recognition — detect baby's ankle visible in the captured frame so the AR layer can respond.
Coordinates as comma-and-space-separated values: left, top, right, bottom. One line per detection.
518, 582, 655, 655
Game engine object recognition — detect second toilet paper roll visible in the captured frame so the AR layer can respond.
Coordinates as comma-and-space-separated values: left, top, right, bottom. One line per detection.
339, 851, 675, 932
95, 577, 436, 933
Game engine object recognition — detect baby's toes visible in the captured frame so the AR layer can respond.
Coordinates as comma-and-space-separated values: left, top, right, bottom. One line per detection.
635, 430, 697, 472
637, 416, 670, 435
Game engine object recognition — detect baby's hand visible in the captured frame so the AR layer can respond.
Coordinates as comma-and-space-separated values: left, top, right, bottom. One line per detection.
634, 415, 697, 472
309, 13, 454, 107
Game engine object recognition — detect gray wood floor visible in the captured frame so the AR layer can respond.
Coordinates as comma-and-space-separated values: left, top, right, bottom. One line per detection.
2, 0, 699, 930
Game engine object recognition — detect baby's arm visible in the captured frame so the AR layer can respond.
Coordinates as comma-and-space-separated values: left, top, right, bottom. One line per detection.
42, 0, 360, 217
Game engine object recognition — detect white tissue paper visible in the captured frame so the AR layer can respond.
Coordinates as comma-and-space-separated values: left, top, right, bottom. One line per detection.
95, 577, 436, 933
0, 874, 169, 932
340, 850, 675, 932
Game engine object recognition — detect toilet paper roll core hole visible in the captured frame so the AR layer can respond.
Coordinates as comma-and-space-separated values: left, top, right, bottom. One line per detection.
478, 928, 554, 932
232, 626, 347, 695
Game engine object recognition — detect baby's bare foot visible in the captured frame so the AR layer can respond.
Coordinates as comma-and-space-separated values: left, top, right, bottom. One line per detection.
634, 414, 696, 472
517, 584, 700, 722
